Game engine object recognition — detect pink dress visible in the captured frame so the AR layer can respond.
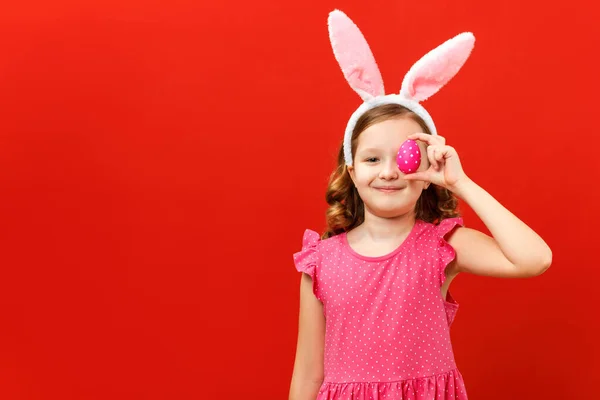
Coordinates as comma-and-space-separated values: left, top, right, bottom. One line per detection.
293, 218, 468, 400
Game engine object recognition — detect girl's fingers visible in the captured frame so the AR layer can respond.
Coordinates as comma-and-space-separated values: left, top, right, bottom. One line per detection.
408, 133, 446, 146
408, 133, 434, 145
434, 147, 446, 162
427, 145, 439, 170
404, 171, 431, 182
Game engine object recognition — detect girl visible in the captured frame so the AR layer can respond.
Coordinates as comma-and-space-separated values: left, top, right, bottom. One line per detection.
288, 10, 552, 400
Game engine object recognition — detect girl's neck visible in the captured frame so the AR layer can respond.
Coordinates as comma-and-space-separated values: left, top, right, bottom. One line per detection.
355, 211, 416, 241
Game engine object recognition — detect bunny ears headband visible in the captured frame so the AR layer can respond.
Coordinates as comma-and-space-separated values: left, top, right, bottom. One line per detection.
328, 10, 476, 166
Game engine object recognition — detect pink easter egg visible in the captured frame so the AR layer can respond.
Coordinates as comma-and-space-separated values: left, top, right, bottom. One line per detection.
397, 139, 421, 174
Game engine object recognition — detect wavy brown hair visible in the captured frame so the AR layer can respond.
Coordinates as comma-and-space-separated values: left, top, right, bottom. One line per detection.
322, 104, 460, 239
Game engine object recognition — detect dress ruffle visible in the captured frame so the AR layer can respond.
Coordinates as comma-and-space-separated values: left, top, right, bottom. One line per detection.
436, 218, 464, 284
317, 369, 468, 400
435, 218, 464, 326
293, 229, 322, 301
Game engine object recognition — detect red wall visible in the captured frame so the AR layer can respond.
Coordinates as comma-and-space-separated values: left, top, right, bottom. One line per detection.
0, 1, 598, 399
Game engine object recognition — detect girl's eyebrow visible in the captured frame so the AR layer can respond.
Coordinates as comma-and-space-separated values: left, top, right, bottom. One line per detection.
357, 147, 382, 153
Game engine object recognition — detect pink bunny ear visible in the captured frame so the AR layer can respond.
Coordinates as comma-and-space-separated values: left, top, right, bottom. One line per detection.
328, 10, 385, 101
400, 32, 475, 102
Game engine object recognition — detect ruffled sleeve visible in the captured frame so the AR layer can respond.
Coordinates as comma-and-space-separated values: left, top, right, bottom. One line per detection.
435, 217, 464, 286
292, 229, 323, 301
435, 218, 463, 326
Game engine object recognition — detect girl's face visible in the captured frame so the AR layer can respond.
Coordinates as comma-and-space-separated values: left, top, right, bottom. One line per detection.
348, 117, 430, 219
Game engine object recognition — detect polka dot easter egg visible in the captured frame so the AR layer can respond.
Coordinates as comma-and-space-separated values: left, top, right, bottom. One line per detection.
397, 139, 421, 174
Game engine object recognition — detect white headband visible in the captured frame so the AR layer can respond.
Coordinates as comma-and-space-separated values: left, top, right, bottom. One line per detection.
327, 10, 475, 166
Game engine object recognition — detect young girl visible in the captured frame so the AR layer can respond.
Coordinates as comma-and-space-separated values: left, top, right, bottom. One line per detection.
288, 10, 552, 400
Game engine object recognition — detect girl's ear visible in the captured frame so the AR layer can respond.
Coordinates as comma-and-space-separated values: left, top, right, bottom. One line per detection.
347, 165, 356, 184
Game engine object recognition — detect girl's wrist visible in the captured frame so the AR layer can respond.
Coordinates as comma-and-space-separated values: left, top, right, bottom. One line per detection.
448, 176, 476, 199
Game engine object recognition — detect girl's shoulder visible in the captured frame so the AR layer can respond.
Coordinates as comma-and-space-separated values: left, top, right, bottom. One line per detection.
295, 229, 342, 251
292, 229, 342, 274
291, 229, 343, 302
415, 217, 464, 242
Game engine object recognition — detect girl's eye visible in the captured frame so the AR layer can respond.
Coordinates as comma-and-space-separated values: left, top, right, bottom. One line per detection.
366, 157, 379, 163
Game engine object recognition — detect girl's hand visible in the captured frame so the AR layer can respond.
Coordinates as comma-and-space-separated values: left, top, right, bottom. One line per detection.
403, 133, 470, 192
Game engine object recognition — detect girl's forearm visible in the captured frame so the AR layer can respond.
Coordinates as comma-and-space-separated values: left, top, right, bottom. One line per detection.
452, 177, 552, 273
289, 377, 323, 400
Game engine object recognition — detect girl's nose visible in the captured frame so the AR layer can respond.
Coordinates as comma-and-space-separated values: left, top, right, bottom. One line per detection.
379, 159, 399, 180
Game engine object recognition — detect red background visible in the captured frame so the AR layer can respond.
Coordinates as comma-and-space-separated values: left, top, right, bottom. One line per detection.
0, 1, 598, 399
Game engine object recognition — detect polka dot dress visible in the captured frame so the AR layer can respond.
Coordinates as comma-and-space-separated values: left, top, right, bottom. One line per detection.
293, 218, 468, 399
